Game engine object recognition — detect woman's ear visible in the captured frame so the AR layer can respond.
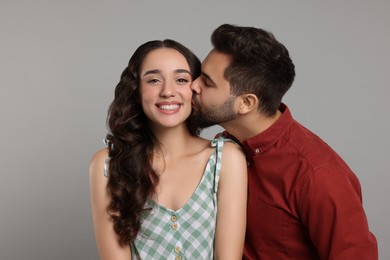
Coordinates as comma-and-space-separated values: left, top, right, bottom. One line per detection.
237, 94, 258, 115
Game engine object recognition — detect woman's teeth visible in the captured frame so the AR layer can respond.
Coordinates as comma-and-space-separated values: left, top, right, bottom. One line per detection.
159, 104, 179, 110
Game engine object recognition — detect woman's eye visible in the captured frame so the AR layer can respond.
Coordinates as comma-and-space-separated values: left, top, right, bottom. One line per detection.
147, 78, 160, 83
177, 78, 189, 83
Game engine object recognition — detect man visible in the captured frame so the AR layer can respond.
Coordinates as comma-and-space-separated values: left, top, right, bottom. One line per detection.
191, 24, 377, 259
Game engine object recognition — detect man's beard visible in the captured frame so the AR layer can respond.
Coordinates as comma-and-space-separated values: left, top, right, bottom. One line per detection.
191, 95, 237, 129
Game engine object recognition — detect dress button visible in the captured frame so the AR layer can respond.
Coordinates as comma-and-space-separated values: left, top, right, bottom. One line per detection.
171, 215, 177, 222
174, 246, 181, 253
171, 223, 178, 230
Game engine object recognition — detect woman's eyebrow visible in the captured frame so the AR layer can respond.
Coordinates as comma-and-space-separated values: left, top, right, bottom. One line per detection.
174, 69, 191, 75
142, 69, 160, 77
142, 69, 191, 77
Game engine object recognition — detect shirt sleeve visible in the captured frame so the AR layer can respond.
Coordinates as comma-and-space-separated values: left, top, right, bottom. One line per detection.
298, 165, 378, 259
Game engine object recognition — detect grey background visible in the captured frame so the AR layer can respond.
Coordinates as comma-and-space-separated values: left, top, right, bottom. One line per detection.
1, 0, 389, 259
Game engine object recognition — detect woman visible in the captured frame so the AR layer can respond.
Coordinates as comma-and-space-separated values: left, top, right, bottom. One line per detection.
89, 39, 247, 259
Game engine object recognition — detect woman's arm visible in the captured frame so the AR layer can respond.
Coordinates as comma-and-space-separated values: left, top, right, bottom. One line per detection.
89, 148, 131, 260
214, 142, 248, 260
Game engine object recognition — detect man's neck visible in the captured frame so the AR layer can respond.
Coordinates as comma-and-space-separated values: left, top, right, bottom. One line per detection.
221, 109, 282, 143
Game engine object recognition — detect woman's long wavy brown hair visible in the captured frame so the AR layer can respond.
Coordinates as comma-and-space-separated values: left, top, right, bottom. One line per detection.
105, 39, 201, 245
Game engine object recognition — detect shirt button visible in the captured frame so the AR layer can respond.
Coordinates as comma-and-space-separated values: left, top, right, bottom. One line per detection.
171, 223, 178, 230
255, 148, 260, 154
175, 256, 182, 260
174, 246, 181, 253
171, 215, 177, 222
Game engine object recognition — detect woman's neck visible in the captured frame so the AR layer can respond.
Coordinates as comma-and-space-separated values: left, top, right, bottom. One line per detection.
153, 125, 198, 160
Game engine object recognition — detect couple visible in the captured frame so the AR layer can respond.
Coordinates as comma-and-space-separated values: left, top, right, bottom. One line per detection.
90, 24, 378, 259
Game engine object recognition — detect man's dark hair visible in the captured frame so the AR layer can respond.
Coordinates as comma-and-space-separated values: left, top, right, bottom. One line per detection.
211, 24, 295, 116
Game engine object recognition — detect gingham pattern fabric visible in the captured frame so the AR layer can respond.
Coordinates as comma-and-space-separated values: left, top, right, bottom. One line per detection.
131, 136, 227, 260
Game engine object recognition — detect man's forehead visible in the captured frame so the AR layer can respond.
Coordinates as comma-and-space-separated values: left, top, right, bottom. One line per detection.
202, 49, 231, 70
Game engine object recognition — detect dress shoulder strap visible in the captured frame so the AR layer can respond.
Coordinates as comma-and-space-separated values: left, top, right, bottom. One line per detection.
210, 133, 238, 193
104, 158, 110, 177
103, 138, 110, 177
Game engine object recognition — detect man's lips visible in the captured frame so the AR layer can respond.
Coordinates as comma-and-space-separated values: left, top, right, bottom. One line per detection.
191, 99, 199, 112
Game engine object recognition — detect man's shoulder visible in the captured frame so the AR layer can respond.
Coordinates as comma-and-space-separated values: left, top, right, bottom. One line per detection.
286, 121, 347, 171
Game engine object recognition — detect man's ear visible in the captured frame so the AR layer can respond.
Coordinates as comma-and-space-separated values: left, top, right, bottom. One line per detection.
237, 93, 258, 114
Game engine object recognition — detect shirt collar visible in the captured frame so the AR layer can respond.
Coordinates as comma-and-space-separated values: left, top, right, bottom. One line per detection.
241, 103, 294, 157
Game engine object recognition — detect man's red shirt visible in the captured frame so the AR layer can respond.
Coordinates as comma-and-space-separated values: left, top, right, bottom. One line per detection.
226, 104, 377, 259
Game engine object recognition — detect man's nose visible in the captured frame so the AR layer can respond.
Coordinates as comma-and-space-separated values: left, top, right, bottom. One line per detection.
191, 77, 201, 94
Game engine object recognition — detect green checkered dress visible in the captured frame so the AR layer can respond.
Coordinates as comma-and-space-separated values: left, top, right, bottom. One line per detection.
104, 136, 228, 259
133, 136, 226, 260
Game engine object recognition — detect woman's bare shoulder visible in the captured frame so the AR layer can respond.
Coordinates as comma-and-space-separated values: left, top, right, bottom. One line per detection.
89, 148, 109, 179
222, 140, 244, 157
220, 141, 247, 177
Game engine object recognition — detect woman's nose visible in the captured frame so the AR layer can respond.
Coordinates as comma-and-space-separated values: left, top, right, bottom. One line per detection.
160, 82, 175, 97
